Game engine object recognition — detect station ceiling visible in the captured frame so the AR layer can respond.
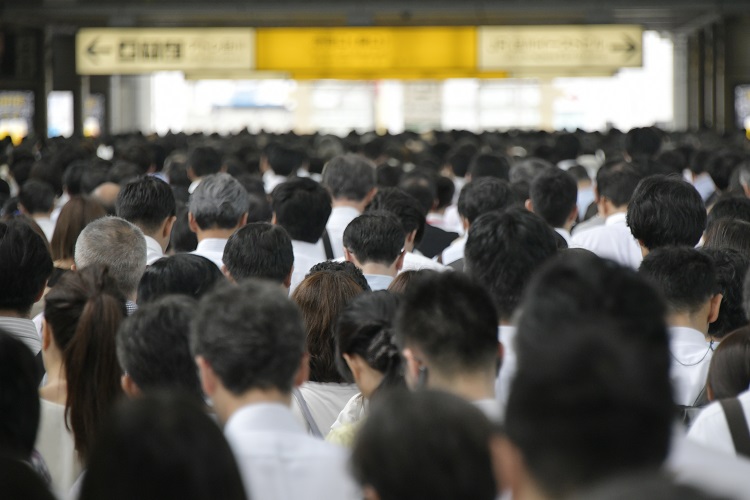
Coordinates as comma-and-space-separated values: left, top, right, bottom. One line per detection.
3, 0, 749, 33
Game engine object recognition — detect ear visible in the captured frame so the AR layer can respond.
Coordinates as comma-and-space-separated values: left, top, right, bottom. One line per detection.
41, 319, 52, 351
120, 373, 141, 398
187, 167, 196, 181
364, 187, 378, 206
395, 250, 406, 272
638, 240, 649, 258
294, 352, 311, 388
343, 248, 357, 265
708, 293, 723, 324
283, 266, 293, 290
188, 212, 199, 234
163, 215, 177, 239
34, 285, 46, 304
497, 341, 505, 374
524, 199, 534, 212
196, 355, 218, 397
461, 216, 470, 232
343, 353, 363, 384
401, 347, 421, 390
405, 229, 417, 247
238, 213, 248, 227
362, 485, 381, 500
494, 435, 530, 499
17, 203, 29, 215
271, 213, 278, 225
221, 264, 235, 283
70, 263, 77, 272
566, 206, 579, 224
593, 185, 601, 204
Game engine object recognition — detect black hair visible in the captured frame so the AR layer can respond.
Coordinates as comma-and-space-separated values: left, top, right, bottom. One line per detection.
395, 271, 499, 377
0, 457, 56, 500
457, 177, 519, 224
190, 280, 306, 394
639, 246, 719, 313
704, 218, 750, 255
79, 393, 246, 500
624, 127, 662, 160
530, 168, 578, 228
553, 133, 581, 162
30, 160, 63, 197
308, 260, 371, 292
465, 208, 558, 320
707, 196, 750, 227
706, 326, 750, 400
267, 144, 307, 177
509, 252, 671, 496
108, 161, 143, 186
0, 219, 53, 315
627, 175, 706, 250
187, 146, 222, 178
18, 180, 55, 214
137, 254, 224, 305
701, 248, 750, 339
0, 330, 40, 460
435, 176, 455, 210
469, 153, 511, 180
351, 389, 497, 500
343, 211, 405, 266
321, 154, 376, 201
62, 160, 89, 196
169, 205, 198, 253
375, 164, 403, 188
706, 150, 745, 191
335, 291, 403, 391
367, 187, 426, 246
222, 223, 294, 284
116, 176, 176, 233
595, 161, 643, 207
399, 175, 436, 215
271, 178, 332, 243
116, 296, 203, 401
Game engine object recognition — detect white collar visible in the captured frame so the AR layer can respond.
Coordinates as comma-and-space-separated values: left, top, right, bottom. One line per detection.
605, 212, 628, 226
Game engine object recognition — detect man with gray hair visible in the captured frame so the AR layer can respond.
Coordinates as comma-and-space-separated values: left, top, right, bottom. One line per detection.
74, 216, 147, 314
321, 154, 376, 259
188, 173, 249, 269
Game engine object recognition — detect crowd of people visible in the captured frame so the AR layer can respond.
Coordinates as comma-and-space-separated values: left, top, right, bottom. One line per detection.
1, 125, 750, 499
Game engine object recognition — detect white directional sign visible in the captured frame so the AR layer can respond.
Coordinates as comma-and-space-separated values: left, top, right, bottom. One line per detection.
478, 25, 643, 70
76, 28, 255, 75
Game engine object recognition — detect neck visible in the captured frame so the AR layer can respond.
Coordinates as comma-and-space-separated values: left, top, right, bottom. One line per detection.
144, 230, 169, 252
214, 385, 292, 424
197, 228, 235, 241
40, 347, 67, 404
669, 312, 710, 338
428, 369, 497, 402
54, 258, 74, 270
361, 262, 398, 278
333, 198, 366, 213
0, 309, 28, 319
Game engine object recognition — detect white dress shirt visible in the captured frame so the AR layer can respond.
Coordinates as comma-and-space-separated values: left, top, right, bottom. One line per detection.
364, 274, 394, 291
34, 216, 55, 243
496, 325, 517, 418
263, 171, 288, 194
669, 326, 714, 406
290, 239, 328, 291
400, 251, 448, 273
326, 206, 361, 259
35, 399, 82, 498
687, 389, 750, 457
191, 238, 229, 270
442, 204, 465, 235
441, 236, 466, 265
144, 235, 165, 265
570, 212, 643, 269
473, 399, 502, 423
224, 403, 360, 500
554, 227, 572, 246
291, 382, 360, 437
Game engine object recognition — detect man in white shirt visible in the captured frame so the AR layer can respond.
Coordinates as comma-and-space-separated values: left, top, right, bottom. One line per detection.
18, 179, 56, 242
189, 173, 249, 270
116, 176, 176, 265
343, 212, 405, 291
261, 144, 308, 194
639, 247, 722, 406
464, 208, 559, 412
396, 271, 503, 422
321, 154, 377, 259
186, 146, 222, 194
271, 178, 332, 290
687, 388, 750, 457
222, 223, 294, 289
526, 167, 578, 247
570, 161, 644, 268
191, 280, 359, 500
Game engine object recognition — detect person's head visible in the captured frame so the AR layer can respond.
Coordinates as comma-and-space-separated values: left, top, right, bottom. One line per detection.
117, 296, 203, 402
624, 127, 662, 160
553, 133, 581, 162
336, 291, 403, 398
706, 196, 750, 227
465, 208, 558, 322
701, 248, 750, 339
528, 167, 578, 229
266, 144, 307, 177
137, 254, 224, 305
307, 260, 370, 292
74, 216, 147, 300
367, 187, 426, 250
187, 146, 222, 179
435, 175, 456, 211
18, 180, 55, 216
321, 154, 377, 204
509, 158, 553, 186
501, 253, 672, 498
271, 177, 331, 243
343, 211, 405, 273
0, 219, 53, 316
396, 271, 499, 392
50, 196, 106, 263
191, 280, 307, 422
639, 247, 721, 326
704, 218, 750, 255
291, 271, 364, 383
0, 330, 40, 461
222, 222, 294, 286
116, 176, 176, 241
469, 153, 511, 181
169, 204, 198, 253
46, 265, 127, 462
706, 326, 750, 401
351, 389, 497, 500
79, 393, 246, 500
386, 269, 430, 294
188, 173, 249, 232
706, 150, 744, 192
457, 177, 519, 228
627, 175, 706, 253
594, 161, 643, 212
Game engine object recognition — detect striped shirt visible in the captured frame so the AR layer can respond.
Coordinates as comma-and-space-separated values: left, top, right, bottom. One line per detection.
0, 317, 41, 354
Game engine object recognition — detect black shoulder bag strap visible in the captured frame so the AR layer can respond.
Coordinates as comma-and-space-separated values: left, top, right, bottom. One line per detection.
322, 230, 334, 261
719, 398, 750, 458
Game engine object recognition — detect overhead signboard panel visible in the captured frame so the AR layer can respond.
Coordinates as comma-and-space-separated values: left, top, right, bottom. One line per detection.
478, 25, 643, 70
256, 27, 477, 79
76, 28, 255, 75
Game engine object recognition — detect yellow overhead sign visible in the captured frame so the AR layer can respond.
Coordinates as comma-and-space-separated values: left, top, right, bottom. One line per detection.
76, 28, 255, 75
256, 27, 477, 79
478, 25, 643, 70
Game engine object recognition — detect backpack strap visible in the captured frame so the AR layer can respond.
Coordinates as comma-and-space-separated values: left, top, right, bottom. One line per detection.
322, 230, 334, 261
292, 388, 323, 439
719, 398, 750, 458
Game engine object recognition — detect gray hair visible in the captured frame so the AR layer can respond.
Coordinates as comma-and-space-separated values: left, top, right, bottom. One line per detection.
74, 216, 147, 298
322, 154, 376, 202
188, 173, 249, 230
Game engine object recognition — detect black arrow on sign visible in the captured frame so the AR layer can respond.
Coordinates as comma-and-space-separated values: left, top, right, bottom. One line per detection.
86, 37, 112, 63
610, 35, 638, 60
